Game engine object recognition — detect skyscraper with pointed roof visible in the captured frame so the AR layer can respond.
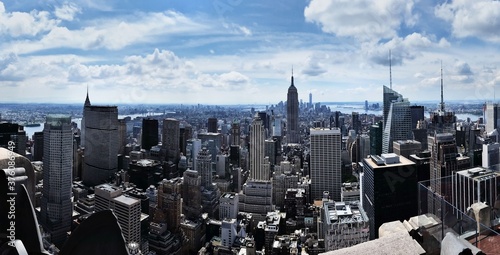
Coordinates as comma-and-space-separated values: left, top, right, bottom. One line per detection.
287, 71, 299, 144
81, 87, 91, 147
382, 86, 412, 153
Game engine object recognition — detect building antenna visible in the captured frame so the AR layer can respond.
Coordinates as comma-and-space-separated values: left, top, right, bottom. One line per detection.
440, 61, 445, 112
389, 50, 392, 90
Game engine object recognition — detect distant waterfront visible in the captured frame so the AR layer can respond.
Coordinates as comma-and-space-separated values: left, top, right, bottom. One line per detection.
23, 114, 154, 138
20, 105, 481, 138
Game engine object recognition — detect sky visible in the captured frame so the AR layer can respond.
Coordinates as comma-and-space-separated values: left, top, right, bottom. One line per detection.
1, 0, 500, 105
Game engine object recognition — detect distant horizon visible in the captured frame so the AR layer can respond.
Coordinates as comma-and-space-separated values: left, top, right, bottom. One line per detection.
0, 99, 491, 106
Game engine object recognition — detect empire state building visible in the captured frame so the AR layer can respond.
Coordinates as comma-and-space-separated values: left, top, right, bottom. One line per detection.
287, 72, 299, 143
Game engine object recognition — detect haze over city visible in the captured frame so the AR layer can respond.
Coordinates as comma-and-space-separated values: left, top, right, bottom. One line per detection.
1, 0, 500, 104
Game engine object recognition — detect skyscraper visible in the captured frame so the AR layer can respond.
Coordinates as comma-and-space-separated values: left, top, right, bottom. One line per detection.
141, 118, 159, 150
310, 128, 342, 201
207, 117, 218, 133
162, 118, 180, 163
197, 147, 212, 188
382, 86, 412, 153
362, 154, 417, 240
287, 73, 299, 144
154, 177, 182, 233
410, 105, 425, 130
33, 131, 44, 161
82, 106, 119, 187
95, 184, 141, 244
40, 115, 73, 247
250, 114, 267, 181
81, 88, 91, 147
351, 112, 361, 134
0, 123, 26, 156
369, 121, 383, 155
485, 103, 500, 133
179, 123, 192, 155
182, 169, 202, 220
429, 133, 458, 198
309, 92, 312, 108
230, 121, 240, 146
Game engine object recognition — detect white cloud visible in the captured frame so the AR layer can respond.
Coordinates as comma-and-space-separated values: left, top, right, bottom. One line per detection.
54, 2, 81, 21
0, 7, 58, 37
222, 23, 252, 36
1, 9, 210, 54
435, 0, 500, 42
363, 33, 434, 66
304, 0, 418, 41
0, 49, 252, 101
301, 54, 328, 77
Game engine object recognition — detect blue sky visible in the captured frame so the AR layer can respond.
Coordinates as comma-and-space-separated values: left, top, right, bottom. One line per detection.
1, 0, 500, 105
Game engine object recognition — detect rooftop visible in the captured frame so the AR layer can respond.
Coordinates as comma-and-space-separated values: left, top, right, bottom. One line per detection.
113, 195, 140, 206
324, 201, 368, 225
365, 154, 415, 169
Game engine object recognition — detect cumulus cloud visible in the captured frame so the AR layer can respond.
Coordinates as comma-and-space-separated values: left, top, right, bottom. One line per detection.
0, 5, 58, 38
450, 60, 474, 83
304, 0, 418, 41
435, 0, 500, 42
0, 49, 251, 94
363, 33, 433, 66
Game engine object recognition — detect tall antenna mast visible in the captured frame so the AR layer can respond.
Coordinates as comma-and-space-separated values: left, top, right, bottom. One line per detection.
440, 61, 445, 112
389, 50, 392, 90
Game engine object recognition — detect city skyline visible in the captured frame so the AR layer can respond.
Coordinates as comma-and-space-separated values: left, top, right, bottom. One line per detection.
1, 0, 500, 104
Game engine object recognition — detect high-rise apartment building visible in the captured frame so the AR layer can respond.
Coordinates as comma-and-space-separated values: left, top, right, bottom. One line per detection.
382, 86, 412, 153
40, 115, 73, 247
287, 73, 299, 144
310, 128, 341, 201
141, 118, 159, 150
83, 106, 119, 187
162, 118, 180, 163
